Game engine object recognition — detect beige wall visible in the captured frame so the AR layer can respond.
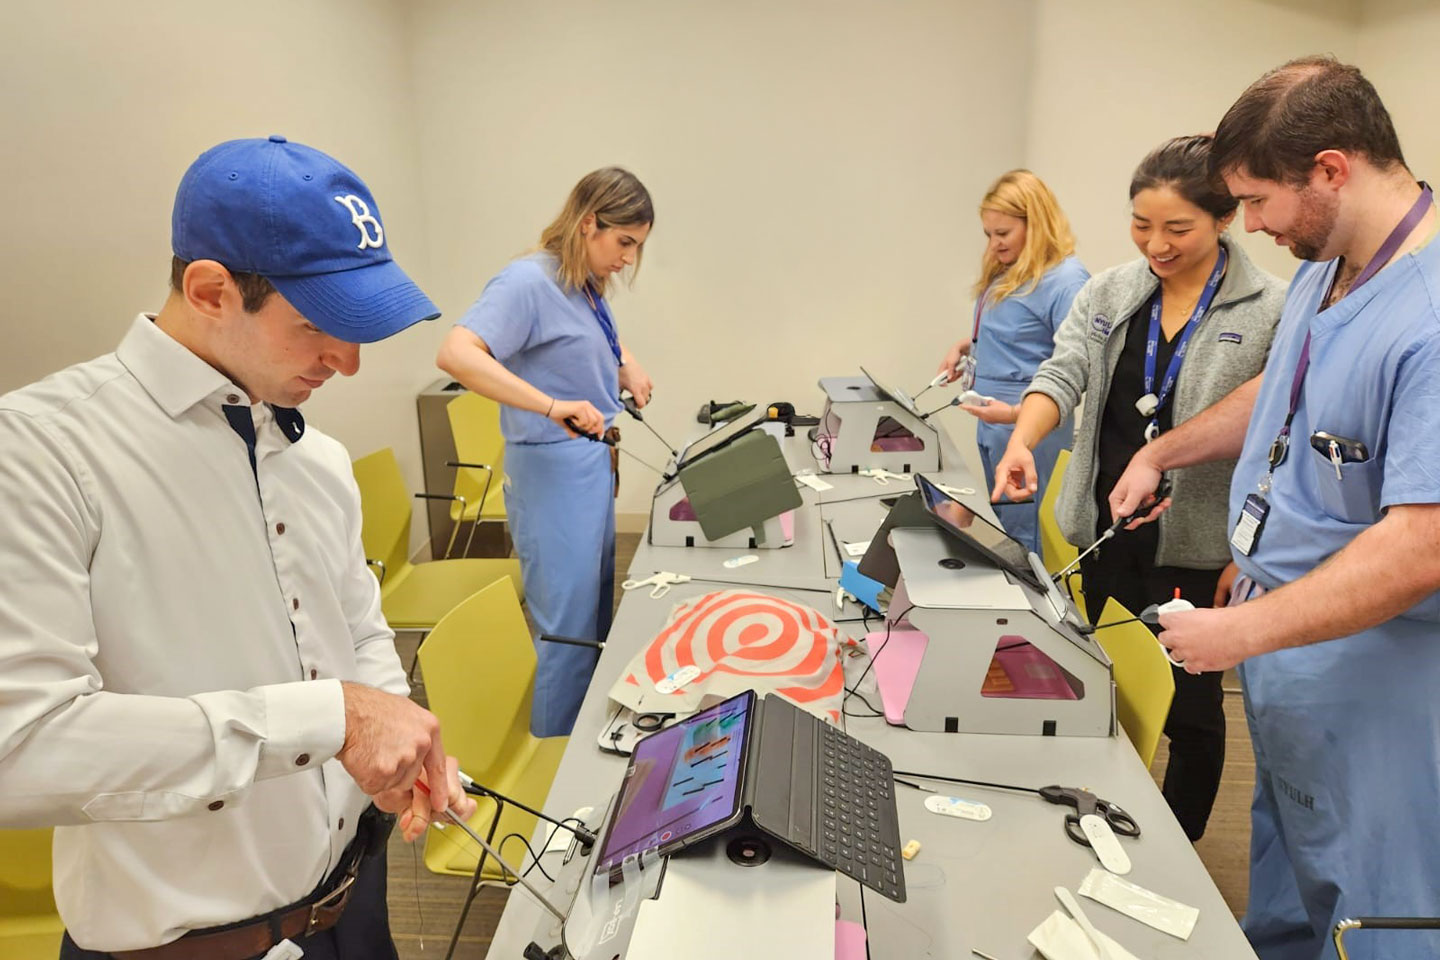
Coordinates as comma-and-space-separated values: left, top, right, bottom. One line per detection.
1024, 0, 1360, 286
1359, 0, 1440, 191
5, 0, 1439, 542
407, 0, 1040, 515
0, 0, 435, 540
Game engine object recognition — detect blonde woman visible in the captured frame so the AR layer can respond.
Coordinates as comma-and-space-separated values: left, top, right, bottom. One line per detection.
937, 170, 1088, 553
437, 167, 654, 737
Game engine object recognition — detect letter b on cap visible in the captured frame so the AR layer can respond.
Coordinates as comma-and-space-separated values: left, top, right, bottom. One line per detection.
333, 194, 385, 250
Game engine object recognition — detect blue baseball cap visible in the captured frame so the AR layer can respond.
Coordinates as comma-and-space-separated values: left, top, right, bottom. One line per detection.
171, 135, 439, 343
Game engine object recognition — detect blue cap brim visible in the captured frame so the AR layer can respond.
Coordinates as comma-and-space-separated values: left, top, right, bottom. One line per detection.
269, 259, 440, 344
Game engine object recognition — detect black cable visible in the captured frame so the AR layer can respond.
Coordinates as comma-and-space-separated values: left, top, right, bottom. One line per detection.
843, 604, 915, 719
891, 768, 1041, 797
498, 832, 555, 883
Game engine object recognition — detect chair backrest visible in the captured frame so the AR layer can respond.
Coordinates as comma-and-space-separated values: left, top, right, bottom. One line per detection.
351, 448, 413, 578
1039, 449, 1078, 576
447, 392, 505, 514
417, 576, 535, 777
1093, 597, 1175, 769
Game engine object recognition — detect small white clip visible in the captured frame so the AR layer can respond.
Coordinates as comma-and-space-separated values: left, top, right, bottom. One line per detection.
859, 468, 911, 485
621, 571, 692, 598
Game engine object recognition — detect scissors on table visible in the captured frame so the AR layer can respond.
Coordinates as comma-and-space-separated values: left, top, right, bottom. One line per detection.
1038, 784, 1140, 847
859, 468, 912, 485
621, 571, 692, 598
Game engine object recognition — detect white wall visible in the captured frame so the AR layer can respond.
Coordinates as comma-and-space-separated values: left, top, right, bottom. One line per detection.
0, 0, 435, 537
1024, 0, 1360, 285
407, 0, 1040, 513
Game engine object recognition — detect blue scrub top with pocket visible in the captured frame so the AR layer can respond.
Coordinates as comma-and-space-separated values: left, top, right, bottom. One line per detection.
458, 252, 623, 443
973, 254, 1090, 402
1229, 233, 1440, 613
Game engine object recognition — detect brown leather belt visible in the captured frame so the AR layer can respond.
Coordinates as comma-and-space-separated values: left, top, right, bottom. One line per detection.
111, 868, 358, 960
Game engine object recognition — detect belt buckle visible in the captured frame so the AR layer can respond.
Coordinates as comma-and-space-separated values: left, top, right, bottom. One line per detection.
306, 872, 357, 935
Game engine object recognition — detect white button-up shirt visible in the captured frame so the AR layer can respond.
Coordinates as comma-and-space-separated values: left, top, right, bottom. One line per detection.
0, 315, 407, 951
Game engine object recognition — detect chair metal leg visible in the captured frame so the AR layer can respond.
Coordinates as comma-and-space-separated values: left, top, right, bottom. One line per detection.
459, 468, 494, 559
443, 798, 506, 960
407, 631, 429, 686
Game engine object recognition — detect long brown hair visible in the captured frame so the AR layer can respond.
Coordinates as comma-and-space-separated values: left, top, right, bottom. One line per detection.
538, 167, 654, 297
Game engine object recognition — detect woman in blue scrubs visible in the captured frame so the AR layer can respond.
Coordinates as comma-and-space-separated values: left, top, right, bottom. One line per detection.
937, 170, 1088, 554
437, 167, 654, 737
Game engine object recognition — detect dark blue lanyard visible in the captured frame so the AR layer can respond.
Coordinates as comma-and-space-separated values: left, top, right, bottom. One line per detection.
1142, 245, 1228, 422
583, 284, 623, 365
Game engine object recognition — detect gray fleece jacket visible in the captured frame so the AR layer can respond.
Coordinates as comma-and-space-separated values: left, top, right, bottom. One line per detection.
1024, 238, 1287, 568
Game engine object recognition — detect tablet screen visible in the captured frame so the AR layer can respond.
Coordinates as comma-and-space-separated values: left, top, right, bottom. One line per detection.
596, 691, 753, 874
913, 473, 1044, 592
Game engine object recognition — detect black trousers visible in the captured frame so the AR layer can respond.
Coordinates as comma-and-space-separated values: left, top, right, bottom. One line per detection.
60, 847, 398, 960
1078, 509, 1226, 842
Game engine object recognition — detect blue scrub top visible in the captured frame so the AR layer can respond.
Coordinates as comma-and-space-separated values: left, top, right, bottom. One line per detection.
458, 253, 623, 445
1229, 232, 1440, 619
973, 255, 1089, 402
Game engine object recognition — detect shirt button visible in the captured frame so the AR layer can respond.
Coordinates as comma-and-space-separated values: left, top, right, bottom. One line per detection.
338, 817, 346, 831
225, 394, 241, 404
295, 754, 310, 766
310, 668, 318, 680
275, 522, 286, 535
292, 597, 300, 611
208, 800, 225, 812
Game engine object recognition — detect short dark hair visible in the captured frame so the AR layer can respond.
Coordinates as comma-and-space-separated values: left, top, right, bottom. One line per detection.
1130, 135, 1238, 221
1211, 55, 1407, 187
169, 256, 276, 313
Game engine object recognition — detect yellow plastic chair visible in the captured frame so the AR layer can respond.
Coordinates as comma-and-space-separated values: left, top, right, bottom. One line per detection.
1039, 449, 1077, 575
351, 448, 522, 631
441, 391, 508, 559
1040, 449, 1085, 618
416, 577, 567, 956
1092, 598, 1175, 769
0, 829, 64, 958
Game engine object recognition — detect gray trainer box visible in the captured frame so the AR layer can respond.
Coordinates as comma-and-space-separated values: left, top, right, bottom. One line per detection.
860, 501, 1113, 737
813, 370, 939, 475
649, 429, 802, 549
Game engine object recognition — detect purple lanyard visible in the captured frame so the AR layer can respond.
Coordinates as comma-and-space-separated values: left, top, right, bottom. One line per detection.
1143, 245, 1228, 423
1268, 183, 1433, 472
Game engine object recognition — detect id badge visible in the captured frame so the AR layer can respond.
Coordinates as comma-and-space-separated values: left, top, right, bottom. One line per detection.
1230, 493, 1269, 556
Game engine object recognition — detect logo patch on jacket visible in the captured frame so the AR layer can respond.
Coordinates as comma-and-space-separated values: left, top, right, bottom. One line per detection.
1218, 332, 1243, 344
1091, 314, 1112, 336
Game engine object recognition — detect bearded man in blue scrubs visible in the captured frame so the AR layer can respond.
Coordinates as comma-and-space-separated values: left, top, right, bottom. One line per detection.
1109, 56, 1440, 960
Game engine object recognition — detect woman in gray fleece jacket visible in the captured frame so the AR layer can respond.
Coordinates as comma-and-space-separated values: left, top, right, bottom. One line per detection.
993, 136, 1286, 841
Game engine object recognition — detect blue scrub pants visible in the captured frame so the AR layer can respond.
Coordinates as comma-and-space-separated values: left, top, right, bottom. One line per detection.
1236, 595, 1440, 960
974, 395, 1073, 556
504, 438, 615, 738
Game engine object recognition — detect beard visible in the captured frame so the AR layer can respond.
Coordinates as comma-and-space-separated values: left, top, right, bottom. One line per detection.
1284, 186, 1340, 261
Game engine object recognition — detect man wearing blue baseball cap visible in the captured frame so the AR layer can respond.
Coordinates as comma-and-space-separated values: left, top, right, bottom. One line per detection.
0, 136, 473, 960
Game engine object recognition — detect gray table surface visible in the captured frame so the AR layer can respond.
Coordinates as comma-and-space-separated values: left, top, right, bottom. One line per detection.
484, 426, 1256, 959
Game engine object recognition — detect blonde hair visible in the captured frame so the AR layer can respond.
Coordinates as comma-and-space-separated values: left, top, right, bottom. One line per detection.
973, 170, 1076, 304
538, 167, 654, 297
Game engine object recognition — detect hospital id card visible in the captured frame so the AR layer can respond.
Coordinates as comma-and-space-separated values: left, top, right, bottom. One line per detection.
1230, 493, 1269, 556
